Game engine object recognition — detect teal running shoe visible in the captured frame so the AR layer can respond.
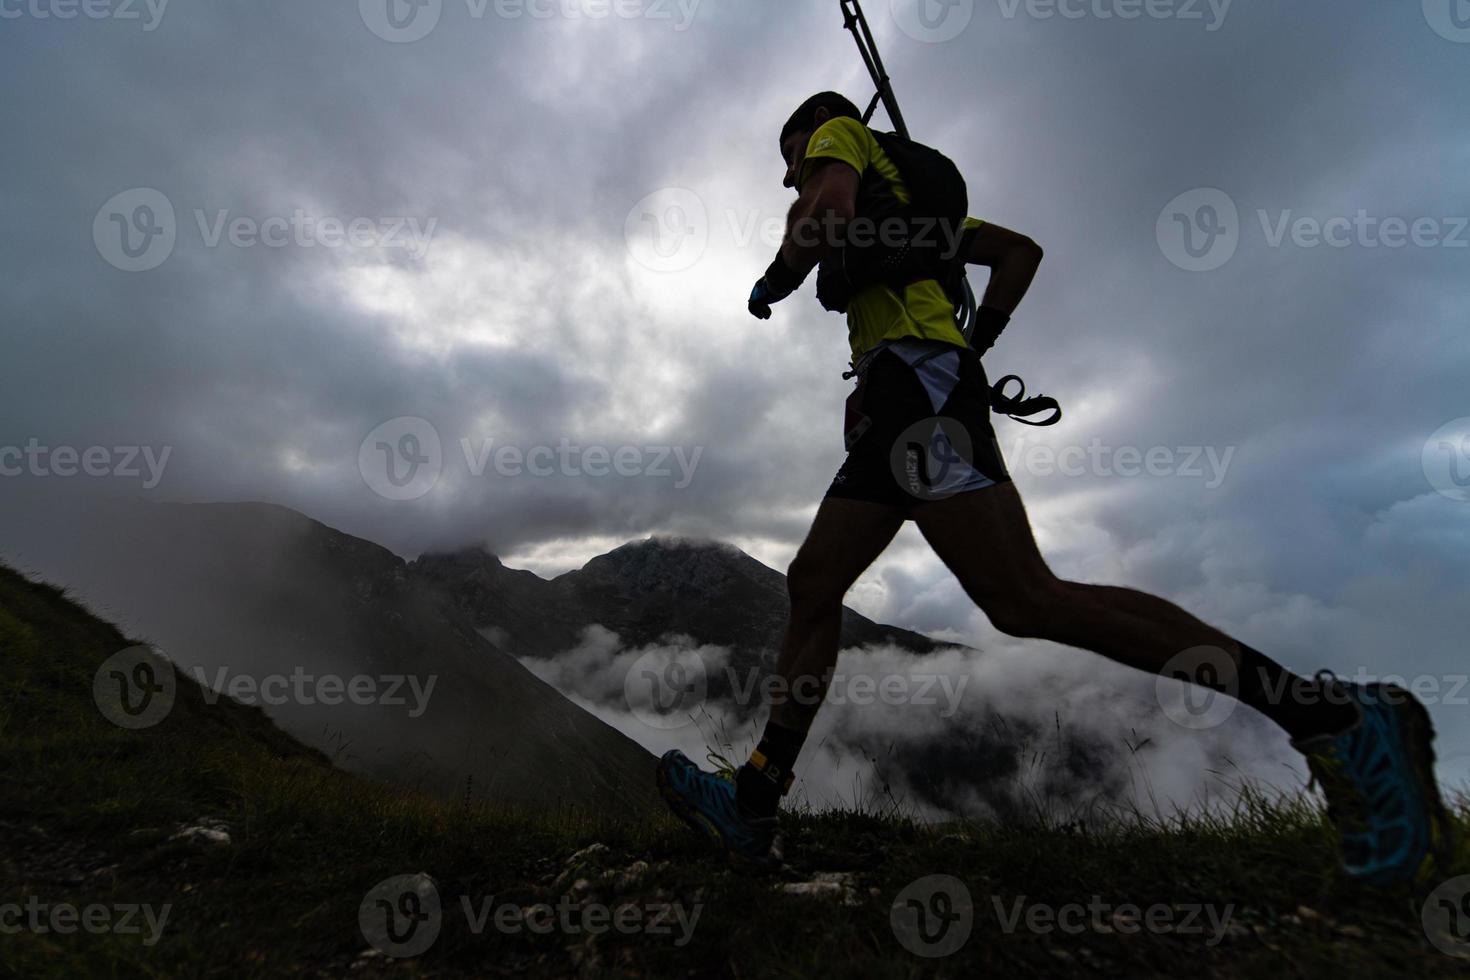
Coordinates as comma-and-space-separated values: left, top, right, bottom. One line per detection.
656, 750, 780, 866
1292, 676, 1453, 886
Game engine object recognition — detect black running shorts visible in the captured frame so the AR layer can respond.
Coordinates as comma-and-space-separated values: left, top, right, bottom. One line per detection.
825, 339, 1011, 514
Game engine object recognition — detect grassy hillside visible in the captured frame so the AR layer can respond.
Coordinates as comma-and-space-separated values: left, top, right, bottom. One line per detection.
2, 561, 1468, 978
0, 499, 665, 817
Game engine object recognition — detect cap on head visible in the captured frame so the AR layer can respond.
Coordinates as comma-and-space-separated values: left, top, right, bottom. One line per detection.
779, 92, 862, 148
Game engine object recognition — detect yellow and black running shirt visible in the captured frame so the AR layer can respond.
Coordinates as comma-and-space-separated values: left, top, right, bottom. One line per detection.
798, 116, 983, 359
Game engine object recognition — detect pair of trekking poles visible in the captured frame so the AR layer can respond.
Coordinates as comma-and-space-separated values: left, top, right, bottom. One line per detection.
838, 0, 1061, 427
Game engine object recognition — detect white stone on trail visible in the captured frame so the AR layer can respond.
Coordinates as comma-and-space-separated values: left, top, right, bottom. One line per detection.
564, 843, 610, 866
171, 818, 232, 845
776, 871, 864, 906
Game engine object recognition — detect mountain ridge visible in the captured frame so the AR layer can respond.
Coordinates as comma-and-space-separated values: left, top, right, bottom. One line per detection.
412, 534, 954, 667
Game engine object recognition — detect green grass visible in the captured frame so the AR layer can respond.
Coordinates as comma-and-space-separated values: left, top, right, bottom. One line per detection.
2, 561, 1468, 978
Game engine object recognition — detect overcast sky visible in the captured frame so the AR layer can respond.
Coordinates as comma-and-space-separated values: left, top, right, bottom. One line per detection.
2, 0, 1468, 783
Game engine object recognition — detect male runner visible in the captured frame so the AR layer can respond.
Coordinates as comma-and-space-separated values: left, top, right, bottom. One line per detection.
657, 92, 1450, 885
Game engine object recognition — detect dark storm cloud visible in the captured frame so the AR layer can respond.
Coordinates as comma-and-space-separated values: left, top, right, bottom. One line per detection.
2, 1, 1467, 784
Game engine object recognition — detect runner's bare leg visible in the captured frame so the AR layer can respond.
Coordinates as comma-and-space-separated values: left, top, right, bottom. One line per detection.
913, 482, 1252, 671
768, 497, 906, 731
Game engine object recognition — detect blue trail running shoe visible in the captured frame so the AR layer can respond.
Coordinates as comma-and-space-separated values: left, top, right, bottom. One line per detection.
656, 750, 780, 866
1291, 676, 1453, 886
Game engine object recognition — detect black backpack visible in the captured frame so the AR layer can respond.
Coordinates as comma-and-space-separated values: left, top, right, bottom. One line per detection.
815, 130, 969, 313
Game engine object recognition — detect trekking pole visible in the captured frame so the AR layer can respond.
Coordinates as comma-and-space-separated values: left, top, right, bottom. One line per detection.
838, 0, 979, 345
839, 0, 910, 140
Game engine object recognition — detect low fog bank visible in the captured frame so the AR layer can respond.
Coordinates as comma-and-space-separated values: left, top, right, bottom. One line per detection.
523, 626, 1305, 824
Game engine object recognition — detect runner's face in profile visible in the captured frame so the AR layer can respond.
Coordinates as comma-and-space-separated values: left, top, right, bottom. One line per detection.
781, 132, 808, 190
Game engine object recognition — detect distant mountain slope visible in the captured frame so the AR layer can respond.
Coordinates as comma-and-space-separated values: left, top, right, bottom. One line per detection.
0, 500, 661, 819
0, 497, 960, 817
413, 537, 949, 666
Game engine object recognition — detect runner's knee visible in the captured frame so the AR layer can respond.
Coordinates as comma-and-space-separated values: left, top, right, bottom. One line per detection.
786, 551, 847, 612
981, 577, 1068, 638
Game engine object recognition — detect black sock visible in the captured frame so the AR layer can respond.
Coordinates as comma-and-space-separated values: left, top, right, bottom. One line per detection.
735, 721, 805, 819
1232, 645, 1358, 741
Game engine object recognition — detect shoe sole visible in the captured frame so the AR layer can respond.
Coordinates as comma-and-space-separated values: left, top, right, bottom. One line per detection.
1396, 686, 1456, 883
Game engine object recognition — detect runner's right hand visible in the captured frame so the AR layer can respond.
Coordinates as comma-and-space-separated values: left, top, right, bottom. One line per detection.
748, 278, 781, 319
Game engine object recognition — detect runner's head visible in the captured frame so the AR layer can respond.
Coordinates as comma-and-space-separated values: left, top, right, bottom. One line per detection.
779, 92, 861, 189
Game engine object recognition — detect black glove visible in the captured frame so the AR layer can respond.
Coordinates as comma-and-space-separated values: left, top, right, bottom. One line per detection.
971, 305, 1011, 354
747, 253, 807, 319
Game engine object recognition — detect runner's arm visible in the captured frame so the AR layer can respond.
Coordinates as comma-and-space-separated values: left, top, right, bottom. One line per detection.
777, 159, 859, 277
963, 221, 1043, 316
